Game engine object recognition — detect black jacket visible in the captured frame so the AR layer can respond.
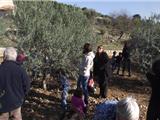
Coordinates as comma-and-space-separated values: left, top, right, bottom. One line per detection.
122, 45, 130, 59
93, 52, 109, 77
0, 60, 30, 113
116, 56, 122, 64
147, 59, 160, 100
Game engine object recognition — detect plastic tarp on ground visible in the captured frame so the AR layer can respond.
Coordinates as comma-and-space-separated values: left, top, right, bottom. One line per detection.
0, 0, 15, 11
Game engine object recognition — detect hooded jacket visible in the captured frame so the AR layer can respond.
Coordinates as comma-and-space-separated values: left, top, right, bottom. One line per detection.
79, 51, 95, 77
0, 60, 30, 113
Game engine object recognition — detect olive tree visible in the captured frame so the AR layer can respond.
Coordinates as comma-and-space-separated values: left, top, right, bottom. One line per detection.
130, 14, 160, 73
13, 1, 98, 89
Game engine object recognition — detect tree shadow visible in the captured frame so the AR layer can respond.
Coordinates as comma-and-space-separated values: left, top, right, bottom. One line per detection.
22, 88, 62, 120
110, 75, 151, 94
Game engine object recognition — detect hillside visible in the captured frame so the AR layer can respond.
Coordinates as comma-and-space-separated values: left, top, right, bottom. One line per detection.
0, 2, 152, 120
22, 71, 149, 120
81, 7, 133, 50
0, 1, 132, 50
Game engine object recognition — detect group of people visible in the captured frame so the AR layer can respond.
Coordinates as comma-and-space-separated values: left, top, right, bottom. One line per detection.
59, 43, 135, 120
58, 43, 111, 119
59, 43, 160, 120
111, 42, 131, 77
0, 45, 160, 120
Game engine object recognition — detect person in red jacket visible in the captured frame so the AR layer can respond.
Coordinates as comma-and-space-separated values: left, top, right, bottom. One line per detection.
16, 49, 27, 64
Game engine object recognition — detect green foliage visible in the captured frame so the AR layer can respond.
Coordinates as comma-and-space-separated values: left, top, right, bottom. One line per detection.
0, 18, 6, 35
99, 27, 106, 35
0, 15, 16, 47
113, 14, 132, 34
13, 1, 97, 78
132, 14, 141, 27
82, 8, 97, 20
130, 14, 160, 73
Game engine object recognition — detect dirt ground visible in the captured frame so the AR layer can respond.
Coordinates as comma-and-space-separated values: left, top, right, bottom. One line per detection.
22, 72, 151, 120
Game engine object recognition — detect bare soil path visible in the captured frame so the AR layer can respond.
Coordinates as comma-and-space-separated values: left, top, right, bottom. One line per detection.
22, 72, 151, 120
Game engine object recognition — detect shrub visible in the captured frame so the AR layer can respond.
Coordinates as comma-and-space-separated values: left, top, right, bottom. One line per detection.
13, 1, 98, 79
130, 14, 160, 73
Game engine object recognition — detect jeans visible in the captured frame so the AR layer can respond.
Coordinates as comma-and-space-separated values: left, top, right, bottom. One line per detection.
61, 86, 69, 110
77, 75, 89, 105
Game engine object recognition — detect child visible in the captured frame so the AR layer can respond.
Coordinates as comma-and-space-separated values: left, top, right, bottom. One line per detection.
71, 89, 86, 120
58, 69, 70, 111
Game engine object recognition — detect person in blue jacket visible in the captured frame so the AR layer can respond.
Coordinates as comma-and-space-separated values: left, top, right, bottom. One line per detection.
0, 47, 30, 120
93, 97, 139, 120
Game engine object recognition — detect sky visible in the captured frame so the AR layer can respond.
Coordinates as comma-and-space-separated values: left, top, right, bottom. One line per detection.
57, 0, 160, 18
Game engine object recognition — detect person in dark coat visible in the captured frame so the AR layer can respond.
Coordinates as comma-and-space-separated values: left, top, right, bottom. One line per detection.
146, 57, 160, 120
122, 42, 131, 76
111, 51, 117, 71
116, 52, 123, 75
0, 47, 30, 120
93, 45, 112, 98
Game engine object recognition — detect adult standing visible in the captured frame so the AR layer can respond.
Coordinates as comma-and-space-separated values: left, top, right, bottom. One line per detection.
122, 42, 131, 77
0, 47, 30, 120
146, 57, 160, 120
77, 43, 95, 105
93, 45, 111, 98
116, 52, 123, 75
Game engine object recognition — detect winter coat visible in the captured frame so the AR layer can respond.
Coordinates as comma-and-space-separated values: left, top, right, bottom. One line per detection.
93, 52, 112, 79
79, 52, 95, 77
0, 60, 30, 113
122, 45, 130, 60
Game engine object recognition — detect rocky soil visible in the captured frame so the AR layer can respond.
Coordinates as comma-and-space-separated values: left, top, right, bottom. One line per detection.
22, 72, 151, 120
